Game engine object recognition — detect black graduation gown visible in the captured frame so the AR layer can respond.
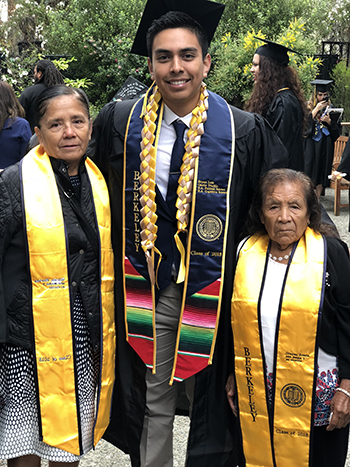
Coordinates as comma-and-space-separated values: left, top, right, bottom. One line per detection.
264, 88, 304, 172
304, 112, 341, 187
88, 95, 289, 467
18, 83, 46, 133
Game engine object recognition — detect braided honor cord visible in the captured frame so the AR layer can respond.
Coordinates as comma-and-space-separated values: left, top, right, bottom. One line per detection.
139, 83, 209, 285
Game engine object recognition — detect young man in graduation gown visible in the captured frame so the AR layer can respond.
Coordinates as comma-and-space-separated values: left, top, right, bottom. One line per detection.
88, 1, 288, 465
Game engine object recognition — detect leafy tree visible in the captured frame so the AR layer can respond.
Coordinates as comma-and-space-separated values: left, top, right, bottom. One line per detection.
1, 0, 350, 110
207, 19, 321, 107
1, 0, 149, 108
331, 61, 350, 123
217, 0, 312, 40
43, 0, 149, 107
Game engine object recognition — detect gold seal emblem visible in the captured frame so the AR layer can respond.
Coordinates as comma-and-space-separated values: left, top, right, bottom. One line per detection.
281, 384, 306, 408
196, 214, 223, 242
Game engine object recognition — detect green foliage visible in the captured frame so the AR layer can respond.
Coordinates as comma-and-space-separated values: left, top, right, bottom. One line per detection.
0, 46, 95, 94
74, 34, 151, 107
207, 19, 321, 107
42, 0, 149, 108
0, 45, 39, 94
1, 0, 350, 110
217, 0, 312, 41
0, 0, 149, 109
216, 0, 350, 43
331, 61, 350, 124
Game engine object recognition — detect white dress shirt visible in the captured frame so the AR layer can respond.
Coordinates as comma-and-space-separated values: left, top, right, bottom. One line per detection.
155, 105, 192, 199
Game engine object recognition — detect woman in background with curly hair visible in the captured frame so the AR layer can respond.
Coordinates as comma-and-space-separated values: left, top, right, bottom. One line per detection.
245, 39, 306, 172
0, 81, 31, 169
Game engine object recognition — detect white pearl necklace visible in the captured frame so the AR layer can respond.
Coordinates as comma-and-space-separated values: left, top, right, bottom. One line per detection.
269, 251, 292, 262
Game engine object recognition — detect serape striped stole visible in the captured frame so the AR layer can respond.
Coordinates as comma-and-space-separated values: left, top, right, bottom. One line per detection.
123, 91, 235, 382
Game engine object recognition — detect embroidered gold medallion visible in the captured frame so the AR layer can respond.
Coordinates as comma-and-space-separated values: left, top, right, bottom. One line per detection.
281, 384, 306, 408
196, 214, 223, 242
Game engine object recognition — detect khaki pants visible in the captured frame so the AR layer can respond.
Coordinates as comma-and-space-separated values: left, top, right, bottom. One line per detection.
140, 281, 194, 467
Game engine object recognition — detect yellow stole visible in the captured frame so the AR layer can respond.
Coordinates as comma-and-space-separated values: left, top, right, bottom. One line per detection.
21, 147, 115, 455
231, 228, 325, 467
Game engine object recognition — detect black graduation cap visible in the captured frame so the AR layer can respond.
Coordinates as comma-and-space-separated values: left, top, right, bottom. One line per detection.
310, 79, 333, 93
254, 37, 301, 66
131, 0, 225, 57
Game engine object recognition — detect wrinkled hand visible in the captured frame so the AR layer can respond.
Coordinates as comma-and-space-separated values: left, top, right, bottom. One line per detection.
327, 379, 350, 431
225, 373, 237, 416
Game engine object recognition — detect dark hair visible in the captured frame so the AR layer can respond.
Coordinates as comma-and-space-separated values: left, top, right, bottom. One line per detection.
146, 11, 209, 60
35, 59, 65, 87
245, 55, 307, 128
246, 168, 330, 237
34, 85, 90, 128
0, 81, 25, 132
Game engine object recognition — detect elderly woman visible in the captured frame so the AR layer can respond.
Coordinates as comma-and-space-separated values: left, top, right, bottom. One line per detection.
226, 169, 350, 467
0, 85, 115, 466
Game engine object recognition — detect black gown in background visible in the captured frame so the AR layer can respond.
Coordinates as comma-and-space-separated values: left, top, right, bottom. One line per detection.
304, 111, 341, 188
264, 88, 304, 172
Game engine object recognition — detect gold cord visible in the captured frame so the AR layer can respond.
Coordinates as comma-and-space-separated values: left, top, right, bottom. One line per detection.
138, 83, 209, 285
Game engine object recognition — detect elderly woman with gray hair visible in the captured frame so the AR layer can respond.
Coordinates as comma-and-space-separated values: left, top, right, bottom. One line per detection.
226, 168, 350, 467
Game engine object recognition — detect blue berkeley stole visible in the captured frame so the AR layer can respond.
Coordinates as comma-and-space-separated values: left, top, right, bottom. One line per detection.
123, 90, 235, 382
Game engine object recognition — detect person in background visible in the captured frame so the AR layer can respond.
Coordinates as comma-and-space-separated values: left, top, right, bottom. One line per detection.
227, 168, 350, 467
88, 0, 288, 465
245, 38, 306, 171
0, 85, 115, 467
19, 59, 65, 133
304, 79, 341, 199
0, 81, 31, 169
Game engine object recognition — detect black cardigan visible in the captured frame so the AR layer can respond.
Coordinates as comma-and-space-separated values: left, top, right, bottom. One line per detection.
0, 156, 101, 352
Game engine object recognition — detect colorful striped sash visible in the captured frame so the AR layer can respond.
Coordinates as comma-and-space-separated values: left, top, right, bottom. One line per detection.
123, 90, 235, 382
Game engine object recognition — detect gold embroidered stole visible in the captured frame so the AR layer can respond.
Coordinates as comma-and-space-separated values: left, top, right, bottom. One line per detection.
231, 228, 325, 466
21, 147, 115, 454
